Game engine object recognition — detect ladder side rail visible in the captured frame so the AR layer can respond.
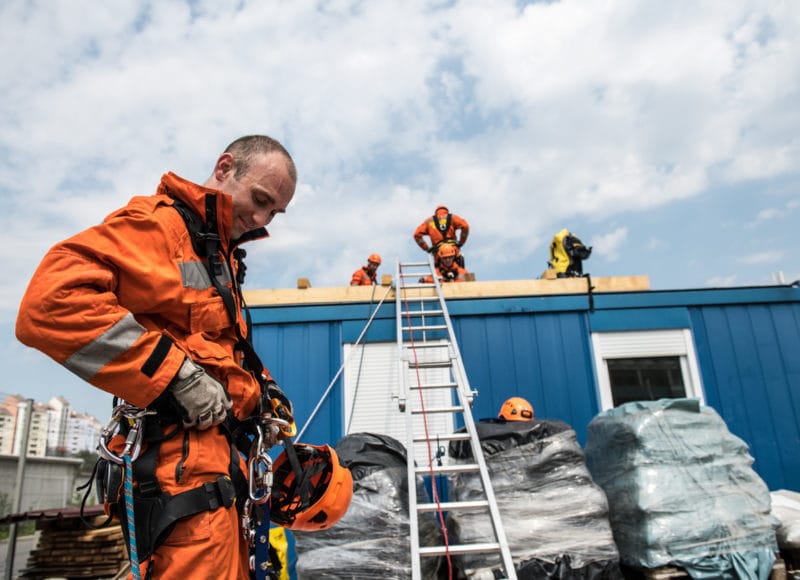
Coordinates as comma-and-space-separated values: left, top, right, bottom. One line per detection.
396, 259, 424, 580
431, 257, 518, 580
456, 387, 517, 579
395, 261, 409, 413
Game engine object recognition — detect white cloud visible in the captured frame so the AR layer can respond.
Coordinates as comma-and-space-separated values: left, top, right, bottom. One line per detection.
738, 251, 785, 265
590, 226, 628, 263
705, 274, 739, 287
2, 0, 800, 414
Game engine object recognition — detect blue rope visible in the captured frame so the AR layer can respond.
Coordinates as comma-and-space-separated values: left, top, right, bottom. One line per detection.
123, 454, 142, 580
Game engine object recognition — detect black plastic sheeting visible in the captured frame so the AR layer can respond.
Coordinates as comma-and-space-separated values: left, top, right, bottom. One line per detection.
293, 432, 445, 579
447, 419, 623, 579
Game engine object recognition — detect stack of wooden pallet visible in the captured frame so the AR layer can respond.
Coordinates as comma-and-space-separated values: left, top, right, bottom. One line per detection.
20, 516, 127, 579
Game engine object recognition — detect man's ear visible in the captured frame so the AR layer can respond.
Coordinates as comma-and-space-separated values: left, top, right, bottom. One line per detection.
214, 152, 236, 181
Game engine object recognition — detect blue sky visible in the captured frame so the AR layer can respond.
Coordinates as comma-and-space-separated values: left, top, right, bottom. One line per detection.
1, 0, 798, 422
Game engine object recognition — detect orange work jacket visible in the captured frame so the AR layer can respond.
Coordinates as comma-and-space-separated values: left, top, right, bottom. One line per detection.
414, 212, 469, 252
16, 172, 268, 418
350, 267, 376, 286
422, 263, 468, 283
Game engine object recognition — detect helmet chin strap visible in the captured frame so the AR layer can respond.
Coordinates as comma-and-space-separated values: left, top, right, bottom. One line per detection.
282, 440, 305, 493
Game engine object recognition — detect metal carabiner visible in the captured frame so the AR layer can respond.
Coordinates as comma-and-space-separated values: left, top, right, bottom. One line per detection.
247, 425, 274, 504
96, 404, 154, 465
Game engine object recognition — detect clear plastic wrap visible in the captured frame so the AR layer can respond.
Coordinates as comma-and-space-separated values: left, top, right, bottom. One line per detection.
585, 398, 778, 578
771, 490, 800, 549
294, 433, 443, 579
447, 419, 621, 579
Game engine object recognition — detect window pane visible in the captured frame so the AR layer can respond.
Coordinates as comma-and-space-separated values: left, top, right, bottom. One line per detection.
607, 357, 686, 407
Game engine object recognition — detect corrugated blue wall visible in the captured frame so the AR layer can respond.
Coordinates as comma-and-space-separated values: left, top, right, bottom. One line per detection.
453, 312, 598, 444
249, 285, 800, 491
690, 302, 800, 491
251, 321, 345, 446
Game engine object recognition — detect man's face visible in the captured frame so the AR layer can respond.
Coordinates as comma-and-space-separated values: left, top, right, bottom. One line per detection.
366, 261, 379, 272
212, 151, 296, 240
440, 256, 455, 268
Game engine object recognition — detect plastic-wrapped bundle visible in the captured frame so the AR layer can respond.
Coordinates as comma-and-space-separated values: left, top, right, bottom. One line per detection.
447, 419, 622, 579
294, 432, 443, 579
771, 490, 800, 550
585, 398, 778, 579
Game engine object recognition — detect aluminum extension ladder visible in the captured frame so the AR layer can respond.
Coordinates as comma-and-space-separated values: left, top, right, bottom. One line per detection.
394, 257, 517, 580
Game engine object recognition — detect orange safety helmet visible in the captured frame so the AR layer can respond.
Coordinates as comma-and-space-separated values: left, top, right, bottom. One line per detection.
437, 244, 458, 259
270, 443, 353, 532
367, 253, 382, 265
498, 397, 534, 421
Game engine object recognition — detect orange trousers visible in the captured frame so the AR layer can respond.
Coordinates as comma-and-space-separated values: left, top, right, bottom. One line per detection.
133, 503, 249, 579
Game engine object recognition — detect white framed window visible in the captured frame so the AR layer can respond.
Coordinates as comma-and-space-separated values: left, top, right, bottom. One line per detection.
591, 329, 705, 410
343, 341, 454, 466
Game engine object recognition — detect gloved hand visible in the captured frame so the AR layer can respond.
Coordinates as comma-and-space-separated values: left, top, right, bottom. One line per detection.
170, 357, 232, 430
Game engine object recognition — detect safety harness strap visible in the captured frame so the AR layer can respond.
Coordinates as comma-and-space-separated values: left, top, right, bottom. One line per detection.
116, 425, 245, 563
172, 197, 269, 385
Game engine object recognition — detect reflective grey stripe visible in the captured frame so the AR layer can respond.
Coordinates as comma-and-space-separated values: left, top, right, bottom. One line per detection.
180, 261, 212, 290
65, 313, 146, 380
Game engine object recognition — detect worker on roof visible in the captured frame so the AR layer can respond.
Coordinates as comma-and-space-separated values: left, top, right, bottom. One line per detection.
350, 253, 381, 286
549, 228, 592, 278
421, 243, 469, 283
498, 397, 535, 421
414, 205, 469, 267
15, 135, 352, 579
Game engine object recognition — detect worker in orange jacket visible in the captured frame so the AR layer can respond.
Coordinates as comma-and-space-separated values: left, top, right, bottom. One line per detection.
350, 254, 381, 286
15, 136, 298, 580
413, 205, 469, 266
422, 243, 469, 283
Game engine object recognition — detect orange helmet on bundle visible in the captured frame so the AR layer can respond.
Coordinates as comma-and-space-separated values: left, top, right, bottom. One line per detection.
498, 397, 534, 421
270, 444, 353, 531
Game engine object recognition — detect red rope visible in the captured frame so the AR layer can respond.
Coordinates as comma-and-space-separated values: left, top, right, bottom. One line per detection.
399, 264, 453, 579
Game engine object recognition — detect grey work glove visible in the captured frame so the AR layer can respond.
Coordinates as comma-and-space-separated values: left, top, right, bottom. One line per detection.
169, 357, 232, 430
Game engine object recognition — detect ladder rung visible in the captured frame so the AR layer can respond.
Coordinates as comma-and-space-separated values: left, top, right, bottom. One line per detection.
404, 343, 450, 350
405, 309, 444, 317
415, 463, 479, 475
419, 542, 502, 557
399, 271, 429, 278
402, 295, 439, 302
401, 283, 435, 290
400, 261, 430, 268
413, 432, 470, 443
404, 324, 448, 332
408, 362, 452, 371
411, 381, 457, 390
408, 360, 452, 369
411, 405, 463, 415
417, 500, 489, 512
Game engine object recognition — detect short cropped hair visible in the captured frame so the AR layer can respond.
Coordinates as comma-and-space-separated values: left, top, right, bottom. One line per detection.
224, 135, 297, 184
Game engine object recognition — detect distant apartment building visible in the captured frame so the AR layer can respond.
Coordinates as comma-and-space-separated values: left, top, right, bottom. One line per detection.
65, 410, 103, 455
1, 395, 101, 457
0, 407, 13, 454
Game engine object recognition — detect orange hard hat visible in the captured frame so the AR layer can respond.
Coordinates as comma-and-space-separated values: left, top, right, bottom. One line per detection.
435, 205, 449, 218
437, 244, 457, 259
270, 444, 353, 532
368, 254, 381, 265
498, 397, 534, 421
